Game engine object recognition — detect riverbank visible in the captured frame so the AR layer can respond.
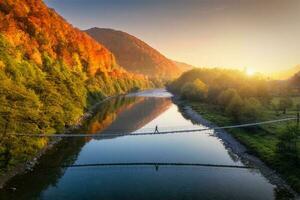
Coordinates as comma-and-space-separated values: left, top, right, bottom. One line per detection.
172, 97, 299, 198
0, 91, 130, 189
0, 137, 61, 190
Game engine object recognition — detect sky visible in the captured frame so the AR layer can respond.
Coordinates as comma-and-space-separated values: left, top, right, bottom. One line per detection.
44, 0, 300, 73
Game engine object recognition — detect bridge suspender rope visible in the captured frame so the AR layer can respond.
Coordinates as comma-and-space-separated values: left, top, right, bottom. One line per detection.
8, 117, 297, 138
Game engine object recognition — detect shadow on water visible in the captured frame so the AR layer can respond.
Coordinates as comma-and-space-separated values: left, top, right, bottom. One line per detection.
0, 95, 172, 200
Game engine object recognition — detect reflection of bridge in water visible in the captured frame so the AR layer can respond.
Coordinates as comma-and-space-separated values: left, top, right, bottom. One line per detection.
59, 162, 254, 170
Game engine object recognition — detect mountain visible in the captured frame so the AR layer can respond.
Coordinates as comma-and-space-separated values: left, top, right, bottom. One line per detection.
172, 60, 195, 72
0, 0, 150, 172
0, 0, 144, 78
85, 28, 182, 80
271, 65, 300, 80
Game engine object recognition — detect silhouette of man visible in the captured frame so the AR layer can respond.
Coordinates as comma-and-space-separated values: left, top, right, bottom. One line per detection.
154, 125, 159, 134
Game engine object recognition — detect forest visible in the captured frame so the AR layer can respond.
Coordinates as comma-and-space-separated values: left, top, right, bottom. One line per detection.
0, 34, 150, 172
168, 68, 300, 192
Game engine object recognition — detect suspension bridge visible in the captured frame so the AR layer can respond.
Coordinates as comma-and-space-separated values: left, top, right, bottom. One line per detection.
10, 117, 298, 138
4, 116, 299, 171
60, 162, 254, 169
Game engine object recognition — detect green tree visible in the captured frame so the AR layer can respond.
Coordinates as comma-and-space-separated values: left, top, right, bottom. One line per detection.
241, 97, 262, 122
217, 89, 238, 109
271, 102, 280, 116
279, 97, 294, 114
193, 79, 208, 100
180, 79, 208, 101
225, 93, 244, 122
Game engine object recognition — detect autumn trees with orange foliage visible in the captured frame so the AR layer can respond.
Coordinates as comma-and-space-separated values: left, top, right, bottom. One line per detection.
0, 0, 151, 171
0, 0, 149, 80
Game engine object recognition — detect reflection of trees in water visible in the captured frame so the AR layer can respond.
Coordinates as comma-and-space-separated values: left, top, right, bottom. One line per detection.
0, 96, 138, 199
96, 97, 172, 137
0, 138, 85, 200
82, 96, 172, 139
80, 96, 139, 134
0, 96, 172, 199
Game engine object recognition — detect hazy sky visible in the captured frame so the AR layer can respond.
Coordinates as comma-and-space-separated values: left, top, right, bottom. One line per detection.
44, 0, 300, 73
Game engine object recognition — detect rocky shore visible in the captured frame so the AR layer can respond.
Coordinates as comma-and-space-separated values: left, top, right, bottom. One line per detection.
173, 97, 299, 198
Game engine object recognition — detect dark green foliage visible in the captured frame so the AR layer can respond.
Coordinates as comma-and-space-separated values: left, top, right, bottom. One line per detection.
187, 100, 300, 193
277, 125, 299, 163
170, 68, 300, 192
279, 97, 294, 114
242, 98, 263, 122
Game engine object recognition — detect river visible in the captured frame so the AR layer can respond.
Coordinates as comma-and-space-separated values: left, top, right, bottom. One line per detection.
0, 89, 282, 199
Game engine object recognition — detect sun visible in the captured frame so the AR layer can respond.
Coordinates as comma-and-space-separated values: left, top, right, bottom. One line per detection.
246, 68, 255, 76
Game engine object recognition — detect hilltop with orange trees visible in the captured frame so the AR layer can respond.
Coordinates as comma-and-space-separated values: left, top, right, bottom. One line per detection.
86, 28, 183, 83
0, 0, 146, 79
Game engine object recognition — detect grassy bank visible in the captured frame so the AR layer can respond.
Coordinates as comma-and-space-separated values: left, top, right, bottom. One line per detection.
185, 99, 300, 193
167, 68, 299, 193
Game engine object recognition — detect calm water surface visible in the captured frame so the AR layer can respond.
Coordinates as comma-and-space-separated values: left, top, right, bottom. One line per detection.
1, 89, 280, 200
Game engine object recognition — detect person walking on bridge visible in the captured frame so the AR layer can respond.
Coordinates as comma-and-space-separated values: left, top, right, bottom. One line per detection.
154, 125, 159, 134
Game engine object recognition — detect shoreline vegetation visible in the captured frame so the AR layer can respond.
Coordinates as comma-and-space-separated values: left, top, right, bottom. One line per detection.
172, 96, 298, 198
0, 90, 142, 189
167, 68, 300, 195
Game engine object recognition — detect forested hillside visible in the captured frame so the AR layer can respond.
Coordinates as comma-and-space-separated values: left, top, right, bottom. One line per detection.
86, 28, 182, 81
0, 0, 150, 172
168, 68, 300, 192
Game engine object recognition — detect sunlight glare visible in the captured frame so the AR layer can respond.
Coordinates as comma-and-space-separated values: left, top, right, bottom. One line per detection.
246, 68, 255, 76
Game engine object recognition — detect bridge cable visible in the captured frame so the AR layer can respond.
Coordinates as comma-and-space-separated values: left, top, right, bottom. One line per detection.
8, 117, 297, 138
